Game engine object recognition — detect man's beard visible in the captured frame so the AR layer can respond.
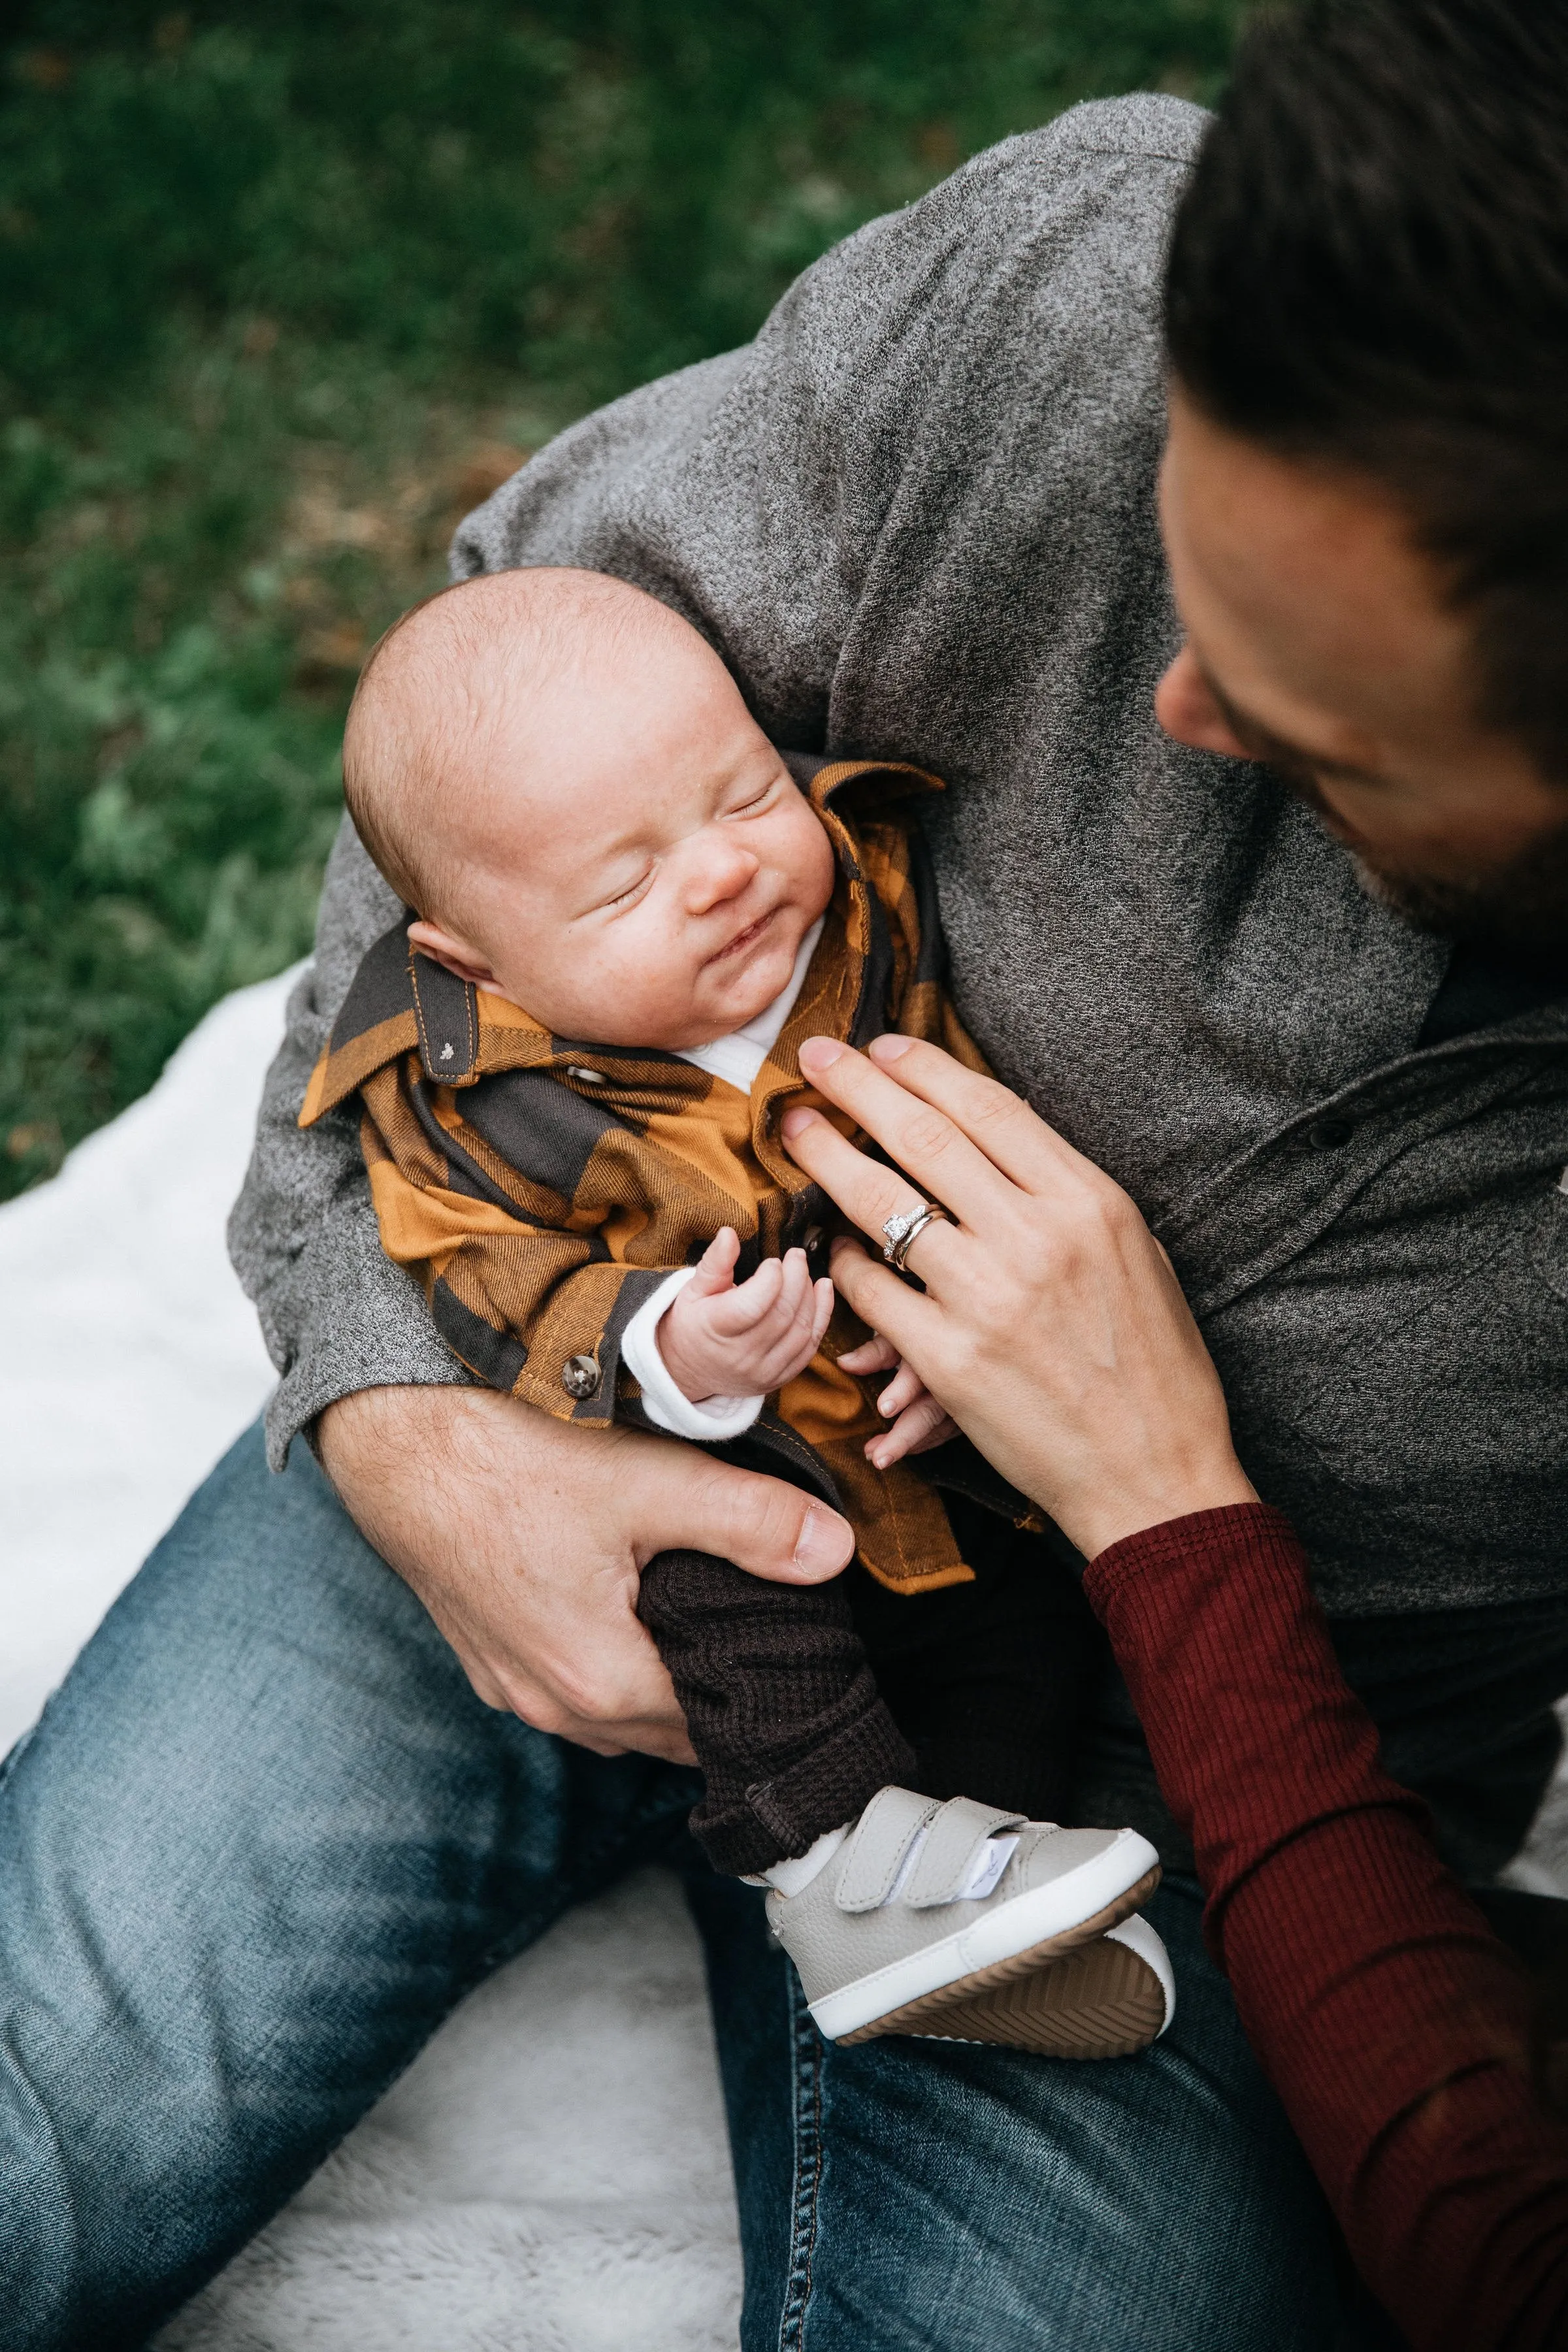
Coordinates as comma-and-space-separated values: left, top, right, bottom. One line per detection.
1283, 770, 1568, 976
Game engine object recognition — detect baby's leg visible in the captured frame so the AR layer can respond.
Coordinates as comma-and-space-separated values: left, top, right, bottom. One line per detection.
636, 1548, 915, 1877
643, 1521, 1169, 2059
850, 1498, 1105, 1825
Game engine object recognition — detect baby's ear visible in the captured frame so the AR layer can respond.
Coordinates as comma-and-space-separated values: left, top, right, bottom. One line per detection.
406, 919, 497, 990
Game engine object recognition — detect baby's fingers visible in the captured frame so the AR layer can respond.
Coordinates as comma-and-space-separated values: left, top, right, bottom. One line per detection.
751, 1257, 824, 1364
687, 1226, 742, 1299
777, 1247, 813, 1324
875, 1360, 928, 1420
838, 1332, 899, 1377
866, 1395, 958, 1470
745, 1270, 836, 1393
705, 1253, 783, 1335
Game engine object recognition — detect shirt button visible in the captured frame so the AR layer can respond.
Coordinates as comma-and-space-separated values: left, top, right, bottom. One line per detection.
804, 1226, 825, 1252
566, 1065, 606, 1086
561, 1354, 601, 1399
1308, 1115, 1355, 1149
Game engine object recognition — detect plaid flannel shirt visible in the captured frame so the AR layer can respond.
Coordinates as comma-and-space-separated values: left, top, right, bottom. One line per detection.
301, 755, 1030, 1593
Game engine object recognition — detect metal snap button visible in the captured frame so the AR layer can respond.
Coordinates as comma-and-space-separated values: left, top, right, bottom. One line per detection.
561, 1353, 601, 1399
1308, 1115, 1355, 1150
566, 1064, 606, 1086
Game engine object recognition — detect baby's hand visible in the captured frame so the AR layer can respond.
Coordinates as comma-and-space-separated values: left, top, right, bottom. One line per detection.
659, 1229, 835, 1404
838, 1331, 958, 1471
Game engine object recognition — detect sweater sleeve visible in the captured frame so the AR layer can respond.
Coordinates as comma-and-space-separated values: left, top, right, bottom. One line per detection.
1083, 1504, 1568, 2352
227, 94, 1205, 1464
227, 821, 473, 1469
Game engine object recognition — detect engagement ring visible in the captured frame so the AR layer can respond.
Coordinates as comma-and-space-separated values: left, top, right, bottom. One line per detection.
881, 1201, 952, 1272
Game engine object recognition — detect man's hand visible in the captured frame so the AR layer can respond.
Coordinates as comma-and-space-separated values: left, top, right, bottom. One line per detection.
317, 1382, 855, 1761
657, 1228, 834, 1402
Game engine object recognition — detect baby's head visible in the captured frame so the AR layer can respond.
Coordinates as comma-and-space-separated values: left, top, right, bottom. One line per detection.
342, 568, 836, 1049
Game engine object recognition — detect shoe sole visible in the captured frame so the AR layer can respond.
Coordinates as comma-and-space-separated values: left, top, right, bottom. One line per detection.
828, 1858, 1161, 2046
898, 1916, 1172, 2058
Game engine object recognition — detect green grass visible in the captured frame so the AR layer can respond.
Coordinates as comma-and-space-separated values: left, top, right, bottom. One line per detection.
0, 0, 1246, 1197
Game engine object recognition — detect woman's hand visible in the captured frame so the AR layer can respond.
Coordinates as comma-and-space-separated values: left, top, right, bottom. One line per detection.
781, 1034, 1258, 1560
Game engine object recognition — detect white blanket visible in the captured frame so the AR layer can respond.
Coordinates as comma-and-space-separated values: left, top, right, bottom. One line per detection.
0, 973, 742, 2351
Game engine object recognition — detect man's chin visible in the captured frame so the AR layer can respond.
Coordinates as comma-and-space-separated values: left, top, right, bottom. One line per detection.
1350, 849, 1568, 977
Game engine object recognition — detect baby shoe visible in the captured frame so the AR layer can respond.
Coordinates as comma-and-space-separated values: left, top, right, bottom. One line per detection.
763, 1786, 1161, 2048
904, 1912, 1175, 2059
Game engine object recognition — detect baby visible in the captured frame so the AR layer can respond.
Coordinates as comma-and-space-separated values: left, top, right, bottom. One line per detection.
303, 566, 1173, 2055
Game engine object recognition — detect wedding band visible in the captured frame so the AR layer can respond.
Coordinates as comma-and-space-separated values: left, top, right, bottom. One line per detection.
881, 1201, 953, 1272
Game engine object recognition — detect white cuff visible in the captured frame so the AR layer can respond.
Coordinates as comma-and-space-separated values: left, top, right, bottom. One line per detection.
619, 1267, 766, 1442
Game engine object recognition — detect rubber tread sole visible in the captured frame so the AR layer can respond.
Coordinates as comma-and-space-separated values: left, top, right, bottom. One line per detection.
907, 1932, 1169, 2058
836, 1865, 1162, 2050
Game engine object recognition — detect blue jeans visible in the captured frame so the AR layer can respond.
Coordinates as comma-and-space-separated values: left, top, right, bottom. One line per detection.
0, 1427, 1350, 2349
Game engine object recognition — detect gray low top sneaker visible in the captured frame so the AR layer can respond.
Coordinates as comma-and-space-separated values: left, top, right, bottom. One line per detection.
766, 1786, 1162, 2046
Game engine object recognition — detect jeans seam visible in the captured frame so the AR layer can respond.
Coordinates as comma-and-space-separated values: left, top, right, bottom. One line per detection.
777, 1968, 825, 2352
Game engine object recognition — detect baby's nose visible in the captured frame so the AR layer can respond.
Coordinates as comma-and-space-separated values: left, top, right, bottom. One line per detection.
687, 840, 759, 912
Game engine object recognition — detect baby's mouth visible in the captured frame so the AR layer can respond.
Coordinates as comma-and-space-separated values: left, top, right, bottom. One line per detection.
709, 906, 779, 964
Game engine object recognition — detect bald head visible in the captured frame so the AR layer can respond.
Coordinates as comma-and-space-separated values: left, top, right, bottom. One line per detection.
342, 566, 709, 922
337, 562, 832, 1052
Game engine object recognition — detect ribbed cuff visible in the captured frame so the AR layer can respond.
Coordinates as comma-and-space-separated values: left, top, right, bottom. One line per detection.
1084, 1499, 1303, 1591
691, 1704, 917, 1877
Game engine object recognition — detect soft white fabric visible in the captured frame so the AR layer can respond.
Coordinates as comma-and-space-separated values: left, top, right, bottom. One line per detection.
0, 972, 740, 2351
619, 1266, 765, 1440
674, 914, 824, 1094
0, 976, 291, 1754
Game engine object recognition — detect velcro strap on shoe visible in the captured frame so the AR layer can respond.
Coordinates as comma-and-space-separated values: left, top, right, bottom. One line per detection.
835, 1788, 943, 1914
905, 1797, 1028, 1910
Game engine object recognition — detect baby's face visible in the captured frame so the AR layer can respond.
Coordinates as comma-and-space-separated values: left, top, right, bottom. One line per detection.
431, 630, 837, 1049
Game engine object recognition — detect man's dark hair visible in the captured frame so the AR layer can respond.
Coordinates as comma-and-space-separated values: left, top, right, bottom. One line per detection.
1166, 0, 1568, 781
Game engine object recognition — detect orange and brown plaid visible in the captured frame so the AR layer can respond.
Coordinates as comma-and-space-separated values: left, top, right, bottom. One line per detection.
301, 757, 1007, 1593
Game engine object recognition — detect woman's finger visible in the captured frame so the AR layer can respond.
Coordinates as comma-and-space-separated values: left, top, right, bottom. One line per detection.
860, 1034, 1099, 1195
828, 1236, 939, 1363
791, 1039, 1022, 1226
902, 1407, 958, 1456
780, 1105, 970, 1278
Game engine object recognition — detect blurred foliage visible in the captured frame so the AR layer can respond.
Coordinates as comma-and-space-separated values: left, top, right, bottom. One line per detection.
0, 0, 1246, 1196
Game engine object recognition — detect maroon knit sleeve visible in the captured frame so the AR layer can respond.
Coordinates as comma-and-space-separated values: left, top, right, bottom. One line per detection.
1083, 1503, 1568, 2352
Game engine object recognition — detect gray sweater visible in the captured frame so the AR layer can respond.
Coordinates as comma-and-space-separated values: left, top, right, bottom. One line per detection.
231, 95, 1568, 1869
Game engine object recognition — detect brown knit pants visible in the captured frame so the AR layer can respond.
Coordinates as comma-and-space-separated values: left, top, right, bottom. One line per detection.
636, 1495, 1103, 1878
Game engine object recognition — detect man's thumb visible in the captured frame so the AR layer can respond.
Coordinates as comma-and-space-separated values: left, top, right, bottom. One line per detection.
644, 1452, 855, 1585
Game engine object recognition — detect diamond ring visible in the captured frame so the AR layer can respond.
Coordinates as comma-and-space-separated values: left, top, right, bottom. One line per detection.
881, 1201, 953, 1272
